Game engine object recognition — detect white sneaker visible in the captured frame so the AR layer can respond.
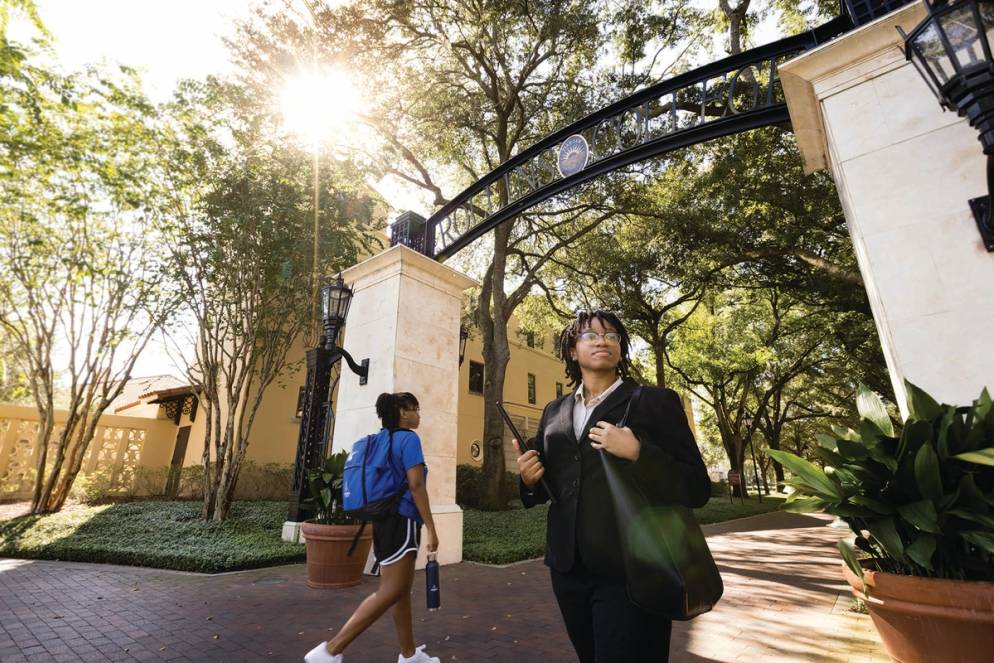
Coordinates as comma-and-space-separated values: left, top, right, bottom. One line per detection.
304, 641, 342, 663
398, 644, 440, 663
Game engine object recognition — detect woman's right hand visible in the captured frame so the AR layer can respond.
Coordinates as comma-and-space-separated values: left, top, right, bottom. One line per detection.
514, 439, 545, 490
425, 526, 439, 553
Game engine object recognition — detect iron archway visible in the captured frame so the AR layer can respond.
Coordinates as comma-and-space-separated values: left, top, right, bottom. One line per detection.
406, 3, 912, 261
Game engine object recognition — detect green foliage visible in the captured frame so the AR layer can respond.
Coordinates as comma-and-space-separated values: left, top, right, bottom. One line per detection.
692, 494, 786, 524
68, 469, 115, 505
455, 464, 519, 509
305, 451, 354, 526
62, 463, 293, 504
230, 463, 294, 501
462, 495, 784, 564
770, 382, 994, 581
462, 503, 549, 564
0, 501, 304, 573
170, 463, 292, 503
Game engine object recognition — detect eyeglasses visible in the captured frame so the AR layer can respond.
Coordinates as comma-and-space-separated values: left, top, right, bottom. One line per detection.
577, 331, 621, 344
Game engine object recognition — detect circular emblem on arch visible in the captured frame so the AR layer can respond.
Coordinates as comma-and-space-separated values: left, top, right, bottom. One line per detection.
470, 440, 482, 460
557, 134, 589, 178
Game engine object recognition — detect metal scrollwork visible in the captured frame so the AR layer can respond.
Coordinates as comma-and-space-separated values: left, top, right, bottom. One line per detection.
425, 16, 852, 261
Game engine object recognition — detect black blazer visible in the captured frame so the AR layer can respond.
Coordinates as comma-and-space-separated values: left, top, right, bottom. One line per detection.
521, 378, 710, 577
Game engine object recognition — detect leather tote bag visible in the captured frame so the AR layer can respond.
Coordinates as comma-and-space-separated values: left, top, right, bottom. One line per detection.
606, 387, 724, 620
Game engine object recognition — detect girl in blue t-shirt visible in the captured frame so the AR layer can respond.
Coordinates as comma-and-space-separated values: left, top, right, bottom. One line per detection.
306, 392, 440, 663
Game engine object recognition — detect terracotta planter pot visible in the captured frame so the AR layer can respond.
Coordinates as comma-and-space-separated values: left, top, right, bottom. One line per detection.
842, 563, 994, 663
302, 521, 372, 589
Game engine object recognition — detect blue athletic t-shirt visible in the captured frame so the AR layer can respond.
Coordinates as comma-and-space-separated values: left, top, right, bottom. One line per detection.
377, 428, 426, 523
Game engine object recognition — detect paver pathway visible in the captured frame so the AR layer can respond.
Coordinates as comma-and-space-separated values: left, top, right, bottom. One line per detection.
0, 511, 887, 662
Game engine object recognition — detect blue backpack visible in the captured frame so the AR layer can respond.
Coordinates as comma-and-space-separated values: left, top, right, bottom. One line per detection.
342, 429, 409, 522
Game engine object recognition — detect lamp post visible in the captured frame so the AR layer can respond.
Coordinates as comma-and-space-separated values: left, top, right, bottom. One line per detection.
458, 325, 469, 366
285, 274, 369, 534
899, 0, 994, 250
320, 274, 370, 383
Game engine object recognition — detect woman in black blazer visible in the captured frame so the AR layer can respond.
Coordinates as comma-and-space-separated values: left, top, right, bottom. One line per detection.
514, 310, 710, 663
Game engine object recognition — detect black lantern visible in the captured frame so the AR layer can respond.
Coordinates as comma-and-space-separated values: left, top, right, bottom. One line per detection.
458, 325, 469, 366
320, 273, 353, 344
320, 273, 369, 385
900, 0, 994, 250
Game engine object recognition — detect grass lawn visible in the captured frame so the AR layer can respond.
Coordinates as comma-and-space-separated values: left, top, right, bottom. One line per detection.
0, 500, 304, 573
0, 493, 788, 571
463, 494, 787, 565
694, 493, 787, 525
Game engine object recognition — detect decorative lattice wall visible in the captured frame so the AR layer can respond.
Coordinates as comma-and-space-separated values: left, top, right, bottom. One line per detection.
0, 406, 162, 501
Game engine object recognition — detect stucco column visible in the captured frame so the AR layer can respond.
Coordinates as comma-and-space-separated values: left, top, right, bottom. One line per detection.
781, 4, 994, 416
332, 244, 477, 567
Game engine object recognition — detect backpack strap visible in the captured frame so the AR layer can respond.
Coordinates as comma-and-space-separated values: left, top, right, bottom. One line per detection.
359, 434, 375, 506
387, 429, 411, 486
347, 520, 367, 557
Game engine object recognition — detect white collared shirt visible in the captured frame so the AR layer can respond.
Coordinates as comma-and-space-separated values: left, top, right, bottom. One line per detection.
572, 377, 624, 439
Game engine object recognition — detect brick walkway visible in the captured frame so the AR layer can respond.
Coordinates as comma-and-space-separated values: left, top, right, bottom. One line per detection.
0, 512, 886, 663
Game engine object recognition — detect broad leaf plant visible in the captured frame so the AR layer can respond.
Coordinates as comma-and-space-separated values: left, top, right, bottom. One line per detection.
769, 381, 994, 582
305, 451, 355, 526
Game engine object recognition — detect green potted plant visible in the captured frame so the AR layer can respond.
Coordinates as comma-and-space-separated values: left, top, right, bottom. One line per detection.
768, 381, 994, 663
301, 450, 372, 589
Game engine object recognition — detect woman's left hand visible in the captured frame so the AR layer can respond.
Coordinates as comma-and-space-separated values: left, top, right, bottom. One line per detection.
589, 421, 641, 461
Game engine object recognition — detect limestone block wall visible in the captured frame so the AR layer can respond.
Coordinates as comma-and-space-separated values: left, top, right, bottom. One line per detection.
332, 245, 477, 566
781, 4, 994, 414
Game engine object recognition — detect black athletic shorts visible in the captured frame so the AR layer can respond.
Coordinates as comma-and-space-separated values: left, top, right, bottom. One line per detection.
372, 513, 422, 567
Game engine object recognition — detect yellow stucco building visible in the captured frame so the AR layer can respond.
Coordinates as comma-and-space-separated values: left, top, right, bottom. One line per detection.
120, 313, 566, 482
0, 228, 692, 502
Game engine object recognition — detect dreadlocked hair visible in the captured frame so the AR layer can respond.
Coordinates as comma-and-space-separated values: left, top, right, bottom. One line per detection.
555, 310, 632, 388
375, 392, 419, 429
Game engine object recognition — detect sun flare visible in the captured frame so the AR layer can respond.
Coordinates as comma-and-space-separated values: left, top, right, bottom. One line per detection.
279, 67, 362, 145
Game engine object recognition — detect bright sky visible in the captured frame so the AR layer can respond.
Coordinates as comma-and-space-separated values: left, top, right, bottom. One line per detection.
14, 1, 422, 381
26, 0, 249, 101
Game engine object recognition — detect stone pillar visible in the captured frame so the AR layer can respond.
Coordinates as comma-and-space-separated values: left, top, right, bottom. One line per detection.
332, 245, 477, 567
781, 4, 994, 416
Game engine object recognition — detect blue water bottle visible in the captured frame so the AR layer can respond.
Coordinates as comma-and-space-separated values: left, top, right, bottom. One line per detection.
425, 553, 441, 611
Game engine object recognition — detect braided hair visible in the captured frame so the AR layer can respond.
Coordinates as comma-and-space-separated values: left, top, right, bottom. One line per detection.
555, 310, 632, 388
375, 392, 419, 429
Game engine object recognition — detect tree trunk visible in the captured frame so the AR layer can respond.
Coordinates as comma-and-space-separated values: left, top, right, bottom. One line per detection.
29, 409, 54, 514
478, 302, 511, 511
757, 450, 770, 495
721, 431, 748, 498
212, 448, 246, 523
212, 473, 235, 523
767, 425, 786, 491
728, 14, 742, 55
772, 460, 785, 492
652, 339, 666, 388
476, 209, 515, 510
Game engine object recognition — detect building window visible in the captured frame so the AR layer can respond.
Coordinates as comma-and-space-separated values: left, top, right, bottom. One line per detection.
525, 331, 535, 347
556, 382, 563, 398
469, 361, 485, 394
527, 373, 536, 404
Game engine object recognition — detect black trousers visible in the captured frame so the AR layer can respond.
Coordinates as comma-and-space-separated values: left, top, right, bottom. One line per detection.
550, 558, 672, 663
